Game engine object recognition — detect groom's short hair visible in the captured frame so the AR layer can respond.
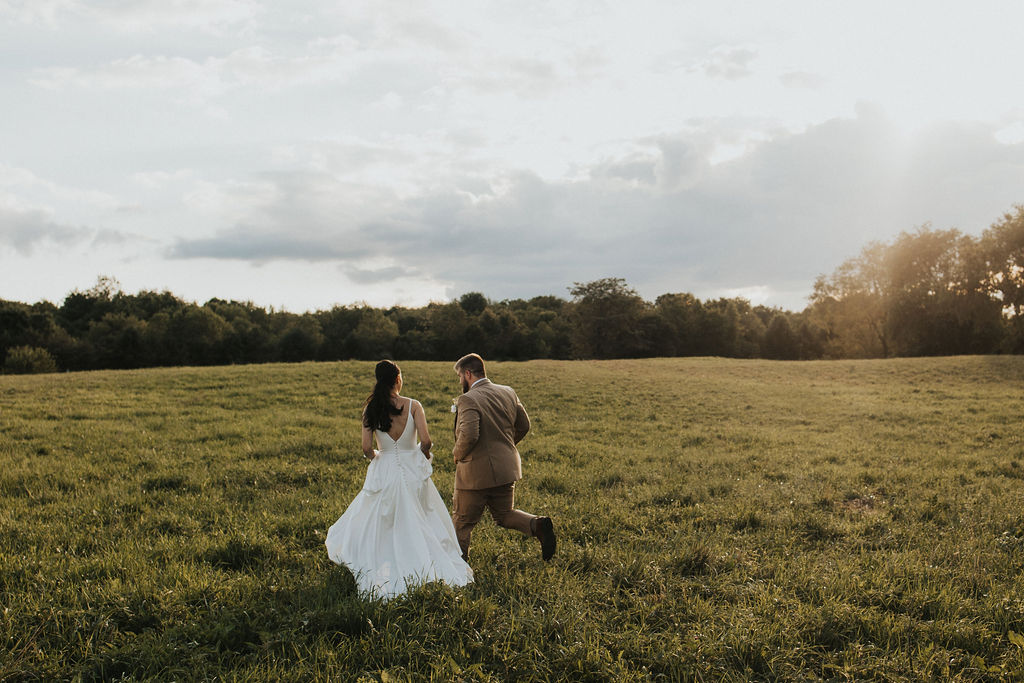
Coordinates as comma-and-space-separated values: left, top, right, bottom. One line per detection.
454, 353, 485, 377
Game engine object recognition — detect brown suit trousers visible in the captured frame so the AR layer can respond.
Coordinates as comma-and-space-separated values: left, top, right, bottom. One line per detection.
452, 484, 535, 559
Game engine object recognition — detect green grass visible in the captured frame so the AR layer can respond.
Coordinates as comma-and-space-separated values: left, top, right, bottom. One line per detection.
2, 357, 1024, 681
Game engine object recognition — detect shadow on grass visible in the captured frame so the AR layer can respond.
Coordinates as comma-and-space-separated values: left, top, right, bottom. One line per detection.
203, 538, 270, 571
76, 566, 365, 681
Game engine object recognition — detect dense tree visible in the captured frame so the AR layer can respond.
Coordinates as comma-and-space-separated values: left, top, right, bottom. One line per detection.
518, 296, 573, 358
425, 303, 469, 359
58, 276, 121, 336
981, 206, 1024, 351
793, 316, 829, 360
118, 290, 186, 321
700, 299, 745, 357
1, 300, 59, 351
654, 293, 704, 356
810, 242, 892, 357
201, 301, 274, 364
389, 306, 434, 359
570, 278, 647, 358
349, 307, 399, 359
167, 306, 232, 366
1, 299, 77, 369
87, 313, 147, 369
885, 228, 1002, 356
317, 306, 363, 360
277, 317, 325, 362
3, 346, 58, 374
811, 226, 1007, 357
981, 206, 1024, 318
763, 314, 798, 360
458, 292, 488, 315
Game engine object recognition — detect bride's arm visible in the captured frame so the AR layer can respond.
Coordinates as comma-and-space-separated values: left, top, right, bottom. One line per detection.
413, 400, 432, 458
361, 409, 376, 460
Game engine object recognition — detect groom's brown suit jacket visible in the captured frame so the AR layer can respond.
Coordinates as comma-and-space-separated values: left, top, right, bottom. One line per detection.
452, 378, 531, 490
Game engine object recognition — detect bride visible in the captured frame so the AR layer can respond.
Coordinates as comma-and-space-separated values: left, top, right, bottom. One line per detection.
325, 360, 473, 598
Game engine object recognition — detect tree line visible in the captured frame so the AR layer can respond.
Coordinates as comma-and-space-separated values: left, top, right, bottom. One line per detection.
810, 205, 1023, 358
2, 206, 1022, 373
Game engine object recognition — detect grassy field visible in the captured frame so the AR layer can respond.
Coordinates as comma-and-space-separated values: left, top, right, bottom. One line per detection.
1, 357, 1023, 681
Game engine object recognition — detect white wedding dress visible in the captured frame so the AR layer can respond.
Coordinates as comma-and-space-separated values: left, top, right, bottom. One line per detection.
325, 398, 473, 598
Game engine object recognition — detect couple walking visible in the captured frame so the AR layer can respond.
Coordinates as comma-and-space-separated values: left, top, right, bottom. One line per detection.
325, 353, 556, 598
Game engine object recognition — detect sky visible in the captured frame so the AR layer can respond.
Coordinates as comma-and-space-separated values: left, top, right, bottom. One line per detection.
3, 1, 1024, 312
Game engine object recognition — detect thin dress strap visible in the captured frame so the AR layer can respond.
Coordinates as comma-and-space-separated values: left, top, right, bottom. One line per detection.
403, 398, 415, 437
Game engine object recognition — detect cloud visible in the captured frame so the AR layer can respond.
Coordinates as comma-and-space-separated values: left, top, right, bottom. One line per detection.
370, 91, 404, 112
0, 165, 143, 255
269, 139, 421, 181
344, 264, 420, 284
91, 229, 142, 247
0, 165, 155, 256
164, 109, 1024, 308
168, 229, 369, 262
30, 41, 364, 96
590, 155, 657, 185
131, 169, 195, 189
0, 164, 121, 210
393, 17, 465, 53
0, 0, 76, 26
995, 120, 1024, 145
1, 0, 259, 31
0, 201, 149, 256
31, 55, 210, 91
89, 0, 261, 33
779, 71, 826, 89
694, 45, 756, 80
167, 171, 393, 262
0, 204, 87, 255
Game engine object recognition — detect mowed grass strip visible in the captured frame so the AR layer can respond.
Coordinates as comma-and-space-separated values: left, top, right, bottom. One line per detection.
1, 357, 1023, 680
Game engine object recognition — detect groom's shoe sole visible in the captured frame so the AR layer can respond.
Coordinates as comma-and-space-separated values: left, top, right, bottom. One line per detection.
536, 517, 556, 561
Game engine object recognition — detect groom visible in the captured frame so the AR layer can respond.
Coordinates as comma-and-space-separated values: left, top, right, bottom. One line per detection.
451, 353, 556, 562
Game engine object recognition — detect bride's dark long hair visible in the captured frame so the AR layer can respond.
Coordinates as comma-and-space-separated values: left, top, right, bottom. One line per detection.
363, 360, 403, 432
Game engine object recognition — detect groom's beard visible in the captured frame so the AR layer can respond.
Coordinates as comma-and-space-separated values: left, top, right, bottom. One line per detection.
461, 377, 470, 393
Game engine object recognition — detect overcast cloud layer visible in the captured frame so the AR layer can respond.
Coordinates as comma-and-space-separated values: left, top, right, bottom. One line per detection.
3, 1, 1024, 311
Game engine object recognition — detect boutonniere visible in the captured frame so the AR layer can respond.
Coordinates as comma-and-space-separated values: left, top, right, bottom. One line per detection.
450, 398, 458, 413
